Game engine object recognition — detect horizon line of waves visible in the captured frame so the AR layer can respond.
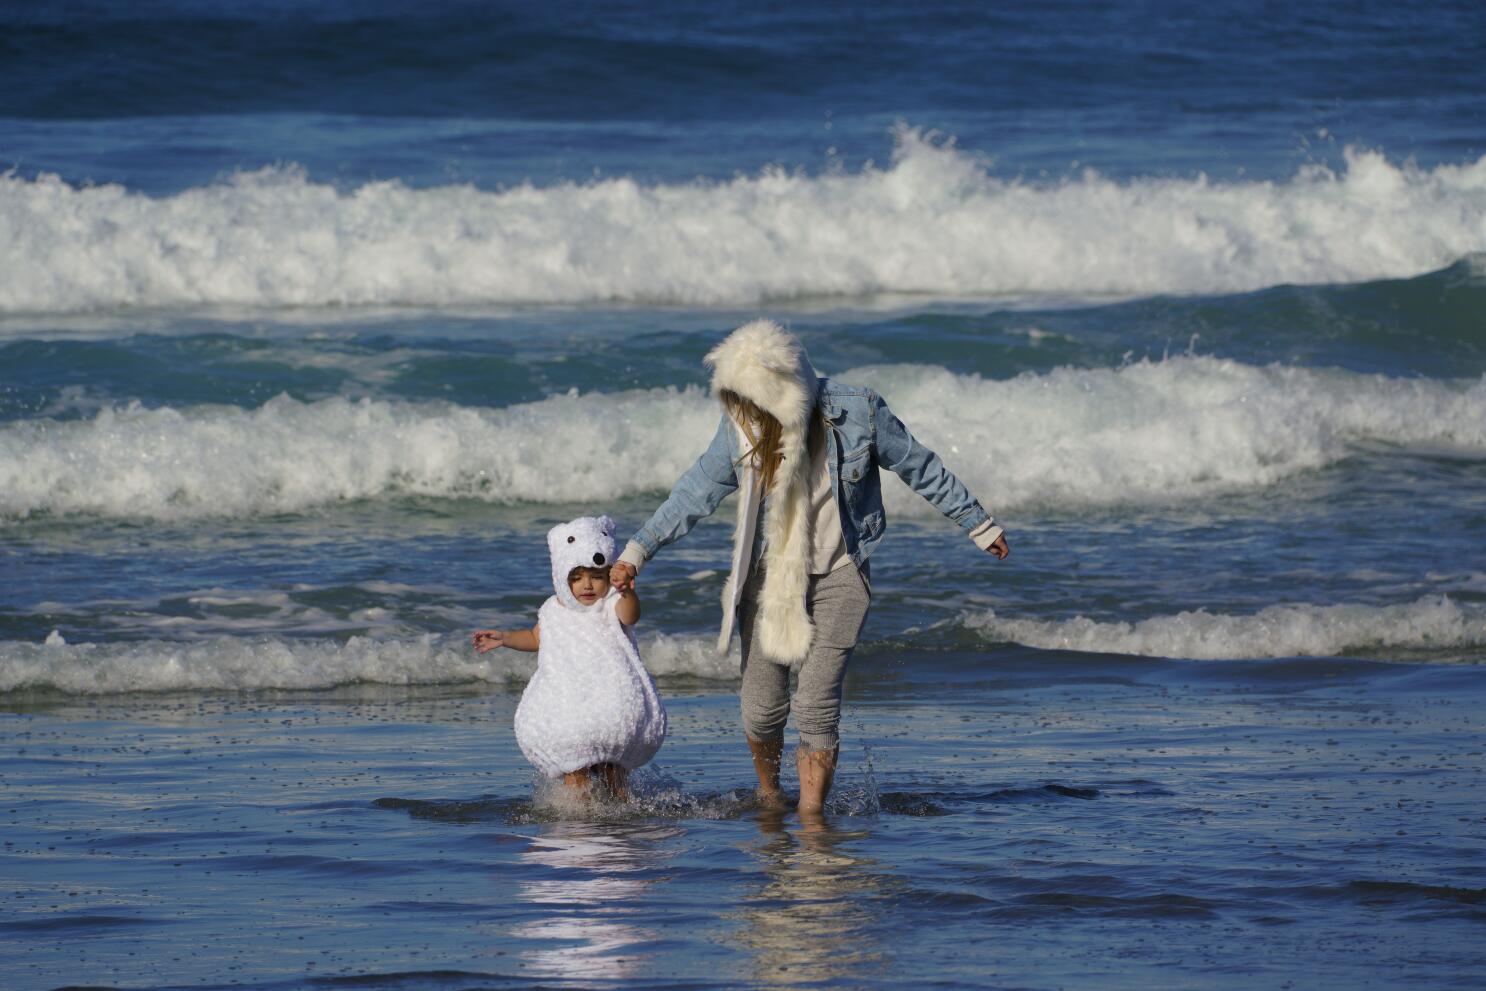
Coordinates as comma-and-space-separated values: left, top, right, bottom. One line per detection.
3, 131, 1484, 314
968, 595, 1486, 662
2, 356, 1484, 522
0, 630, 739, 695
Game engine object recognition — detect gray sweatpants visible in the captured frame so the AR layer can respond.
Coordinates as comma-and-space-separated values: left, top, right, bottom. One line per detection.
738, 563, 871, 752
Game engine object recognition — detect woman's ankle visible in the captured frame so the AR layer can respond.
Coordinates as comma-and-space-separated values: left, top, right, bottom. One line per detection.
746, 736, 785, 792
795, 745, 838, 813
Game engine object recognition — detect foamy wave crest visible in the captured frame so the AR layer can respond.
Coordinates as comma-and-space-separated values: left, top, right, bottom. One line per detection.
637, 632, 740, 681
4, 357, 1484, 521
0, 386, 719, 519
4, 130, 1484, 313
0, 631, 737, 694
851, 358, 1486, 515
967, 596, 1486, 661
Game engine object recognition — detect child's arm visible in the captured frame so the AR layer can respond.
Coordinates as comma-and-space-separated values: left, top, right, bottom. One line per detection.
614, 587, 641, 626
472, 623, 540, 653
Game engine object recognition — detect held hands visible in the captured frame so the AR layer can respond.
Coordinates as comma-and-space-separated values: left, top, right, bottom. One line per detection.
472, 629, 506, 654
610, 561, 637, 593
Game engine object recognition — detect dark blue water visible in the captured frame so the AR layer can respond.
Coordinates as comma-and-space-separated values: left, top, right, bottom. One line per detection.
2, 2, 1484, 989
4, 0, 1483, 191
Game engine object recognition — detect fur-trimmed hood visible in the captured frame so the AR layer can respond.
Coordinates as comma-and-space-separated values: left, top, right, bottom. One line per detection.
704, 319, 818, 432
706, 320, 819, 664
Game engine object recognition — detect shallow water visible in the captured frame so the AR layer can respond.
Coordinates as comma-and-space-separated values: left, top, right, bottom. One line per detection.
4, 654, 1483, 990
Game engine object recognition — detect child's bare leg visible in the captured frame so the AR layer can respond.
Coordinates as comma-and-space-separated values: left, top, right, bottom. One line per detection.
747, 736, 788, 808
594, 762, 630, 801
561, 767, 593, 796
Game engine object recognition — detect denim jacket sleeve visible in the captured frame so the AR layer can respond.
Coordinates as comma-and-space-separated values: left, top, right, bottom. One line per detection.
628, 414, 739, 560
870, 391, 991, 532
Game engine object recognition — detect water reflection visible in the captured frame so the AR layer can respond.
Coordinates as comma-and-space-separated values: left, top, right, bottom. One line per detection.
735, 811, 888, 988
509, 820, 675, 983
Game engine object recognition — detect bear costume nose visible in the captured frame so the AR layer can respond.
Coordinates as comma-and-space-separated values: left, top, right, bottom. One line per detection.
592, 552, 606, 566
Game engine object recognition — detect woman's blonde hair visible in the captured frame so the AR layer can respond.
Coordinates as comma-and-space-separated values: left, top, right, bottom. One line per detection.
720, 390, 784, 494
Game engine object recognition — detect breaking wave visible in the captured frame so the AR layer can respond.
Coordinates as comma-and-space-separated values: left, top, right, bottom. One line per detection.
2, 357, 1483, 521
8, 593, 1481, 695
0, 630, 738, 695
968, 595, 1486, 661
3, 132, 1483, 314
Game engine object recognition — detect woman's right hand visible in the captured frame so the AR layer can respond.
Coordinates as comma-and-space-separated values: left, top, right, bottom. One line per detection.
472, 629, 505, 653
610, 561, 637, 593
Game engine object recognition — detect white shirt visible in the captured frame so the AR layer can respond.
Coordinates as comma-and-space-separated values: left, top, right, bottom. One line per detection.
805, 418, 852, 575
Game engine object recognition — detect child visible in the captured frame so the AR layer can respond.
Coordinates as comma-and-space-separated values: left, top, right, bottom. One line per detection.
473, 515, 666, 799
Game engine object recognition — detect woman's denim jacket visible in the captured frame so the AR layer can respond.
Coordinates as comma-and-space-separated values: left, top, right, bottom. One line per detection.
629, 378, 991, 568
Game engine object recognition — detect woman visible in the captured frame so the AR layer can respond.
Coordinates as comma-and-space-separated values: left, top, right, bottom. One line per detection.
610, 320, 1009, 812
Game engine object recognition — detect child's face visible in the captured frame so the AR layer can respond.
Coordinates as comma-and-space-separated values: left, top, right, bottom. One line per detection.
567, 567, 611, 605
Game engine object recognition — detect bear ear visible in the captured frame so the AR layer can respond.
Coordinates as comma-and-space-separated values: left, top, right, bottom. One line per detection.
598, 514, 615, 535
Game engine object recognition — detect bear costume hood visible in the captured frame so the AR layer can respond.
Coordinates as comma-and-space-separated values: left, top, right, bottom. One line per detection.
547, 515, 618, 610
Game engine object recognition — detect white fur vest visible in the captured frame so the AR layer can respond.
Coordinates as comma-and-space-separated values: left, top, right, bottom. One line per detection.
705, 320, 817, 665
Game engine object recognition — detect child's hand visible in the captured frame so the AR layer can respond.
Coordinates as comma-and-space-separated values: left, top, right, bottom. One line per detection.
472, 629, 506, 653
987, 534, 1010, 560
610, 561, 637, 593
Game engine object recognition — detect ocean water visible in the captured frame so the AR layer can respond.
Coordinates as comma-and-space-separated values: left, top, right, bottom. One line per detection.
3, 2, 1485, 989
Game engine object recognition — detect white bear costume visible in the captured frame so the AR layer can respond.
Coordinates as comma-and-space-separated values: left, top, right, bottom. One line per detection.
513, 515, 667, 777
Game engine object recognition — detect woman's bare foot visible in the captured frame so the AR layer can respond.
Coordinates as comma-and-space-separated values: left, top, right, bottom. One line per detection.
594, 762, 630, 801
796, 808, 831, 834
755, 787, 790, 810
561, 767, 594, 798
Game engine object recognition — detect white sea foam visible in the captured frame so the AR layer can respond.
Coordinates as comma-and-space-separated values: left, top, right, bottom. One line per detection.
3, 357, 1483, 521
0, 384, 718, 520
19, 581, 491, 641
967, 596, 1486, 661
3, 130, 1483, 314
10, 594, 1478, 694
638, 632, 740, 680
849, 358, 1486, 517
0, 631, 738, 695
